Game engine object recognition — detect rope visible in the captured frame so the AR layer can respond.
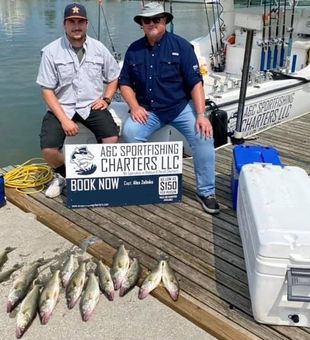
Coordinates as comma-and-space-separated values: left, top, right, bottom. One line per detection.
4, 158, 54, 194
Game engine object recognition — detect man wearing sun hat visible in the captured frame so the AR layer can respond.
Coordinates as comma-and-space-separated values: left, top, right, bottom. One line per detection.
36, 3, 120, 198
119, 2, 219, 214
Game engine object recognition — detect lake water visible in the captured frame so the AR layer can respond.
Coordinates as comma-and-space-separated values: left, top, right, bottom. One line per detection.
0, 0, 208, 167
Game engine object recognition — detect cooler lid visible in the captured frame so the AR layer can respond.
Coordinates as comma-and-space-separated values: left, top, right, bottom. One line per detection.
239, 164, 310, 259
233, 145, 282, 172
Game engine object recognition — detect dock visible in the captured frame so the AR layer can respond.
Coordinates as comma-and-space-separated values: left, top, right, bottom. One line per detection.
3, 112, 310, 340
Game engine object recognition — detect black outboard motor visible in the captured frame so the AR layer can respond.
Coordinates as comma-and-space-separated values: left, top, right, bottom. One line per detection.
206, 100, 228, 148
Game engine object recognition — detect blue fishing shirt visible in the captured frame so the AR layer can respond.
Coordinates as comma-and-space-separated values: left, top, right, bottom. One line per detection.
119, 31, 202, 123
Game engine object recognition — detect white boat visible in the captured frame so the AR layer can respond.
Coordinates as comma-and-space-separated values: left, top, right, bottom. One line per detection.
69, 0, 310, 153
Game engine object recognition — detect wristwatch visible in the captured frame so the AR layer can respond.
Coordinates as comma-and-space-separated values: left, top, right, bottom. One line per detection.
102, 97, 112, 105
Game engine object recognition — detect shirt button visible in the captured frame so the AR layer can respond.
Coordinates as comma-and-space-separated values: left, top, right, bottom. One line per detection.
152, 54, 155, 57
149, 76, 152, 79
149, 88, 152, 91
150, 65, 153, 68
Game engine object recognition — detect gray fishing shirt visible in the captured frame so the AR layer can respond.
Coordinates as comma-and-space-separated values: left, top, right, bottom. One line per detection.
36, 34, 120, 119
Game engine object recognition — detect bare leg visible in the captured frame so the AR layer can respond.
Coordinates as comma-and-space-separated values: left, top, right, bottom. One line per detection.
42, 148, 65, 168
100, 136, 119, 144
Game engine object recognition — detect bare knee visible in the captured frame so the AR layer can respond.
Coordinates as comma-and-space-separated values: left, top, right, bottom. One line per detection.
42, 148, 64, 168
101, 136, 119, 144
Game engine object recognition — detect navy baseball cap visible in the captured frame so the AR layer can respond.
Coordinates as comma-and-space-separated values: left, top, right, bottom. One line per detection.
64, 3, 87, 20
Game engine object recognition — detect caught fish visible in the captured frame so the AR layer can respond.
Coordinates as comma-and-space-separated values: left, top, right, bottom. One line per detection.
0, 246, 16, 270
66, 261, 86, 309
39, 270, 61, 325
96, 260, 114, 301
162, 260, 180, 301
60, 254, 76, 288
138, 260, 164, 300
110, 244, 130, 290
7, 261, 41, 313
80, 273, 100, 322
0, 263, 23, 283
119, 258, 141, 297
16, 282, 41, 338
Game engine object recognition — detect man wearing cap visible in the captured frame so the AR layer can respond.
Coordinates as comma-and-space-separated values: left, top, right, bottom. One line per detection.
119, 2, 219, 214
37, 3, 120, 198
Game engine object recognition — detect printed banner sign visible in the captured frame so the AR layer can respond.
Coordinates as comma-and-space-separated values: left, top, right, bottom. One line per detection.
65, 142, 183, 208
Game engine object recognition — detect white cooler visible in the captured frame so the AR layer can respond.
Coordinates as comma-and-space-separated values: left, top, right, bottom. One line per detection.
237, 163, 310, 326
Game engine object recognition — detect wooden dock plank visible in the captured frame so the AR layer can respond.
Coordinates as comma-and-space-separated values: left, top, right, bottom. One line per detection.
3, 112, 310, 340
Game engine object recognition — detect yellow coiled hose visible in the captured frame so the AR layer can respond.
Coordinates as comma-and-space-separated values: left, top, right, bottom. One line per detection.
4, 159, 54, 194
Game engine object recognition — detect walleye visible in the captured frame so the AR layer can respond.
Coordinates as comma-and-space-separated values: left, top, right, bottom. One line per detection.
66, 261, 86, 309
162, 260, 180, 301
119, 258, 141, 297
39, 270, 61, 325
80, 272, 100, 322
60, 253, 76, 288
7, 261, 41, 313
16, 283, 40, 338
110, 244, 130, 290
138, 260, 164, 300
0, 246, 16, 270
96, 260, 114, 301
0, 263, 23, 283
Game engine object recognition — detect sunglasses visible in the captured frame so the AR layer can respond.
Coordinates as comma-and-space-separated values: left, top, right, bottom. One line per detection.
142, 16, 165, 24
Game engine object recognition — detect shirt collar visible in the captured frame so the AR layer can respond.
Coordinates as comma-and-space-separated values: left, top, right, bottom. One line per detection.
144, 31, 167, 48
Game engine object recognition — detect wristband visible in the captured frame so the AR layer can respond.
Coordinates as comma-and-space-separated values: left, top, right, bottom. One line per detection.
102, 97, 112, 105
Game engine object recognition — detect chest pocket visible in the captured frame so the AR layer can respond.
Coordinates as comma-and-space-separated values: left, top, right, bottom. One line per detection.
128, 59, 145, 84
159, 56, 181, 81
85, 57, 103, 80
55, 61, 75, 86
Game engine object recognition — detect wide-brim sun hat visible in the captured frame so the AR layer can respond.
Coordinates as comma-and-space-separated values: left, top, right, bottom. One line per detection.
134, 2, 173, 25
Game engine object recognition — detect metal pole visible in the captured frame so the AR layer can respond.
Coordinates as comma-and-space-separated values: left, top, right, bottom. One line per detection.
233, 29, 255, 142
98, 1, 101, 41
286, 0, 296, 72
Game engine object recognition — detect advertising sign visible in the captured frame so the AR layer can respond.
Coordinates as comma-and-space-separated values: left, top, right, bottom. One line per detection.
65, 142, 183, 208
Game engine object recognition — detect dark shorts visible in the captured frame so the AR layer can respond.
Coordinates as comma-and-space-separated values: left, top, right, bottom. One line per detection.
40, 109, 119, 149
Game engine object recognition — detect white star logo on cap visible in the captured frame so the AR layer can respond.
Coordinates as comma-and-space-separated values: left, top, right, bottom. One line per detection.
72, 6, 80, 14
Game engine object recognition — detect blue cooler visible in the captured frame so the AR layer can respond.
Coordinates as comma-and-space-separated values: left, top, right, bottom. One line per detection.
231, 145, 282, 210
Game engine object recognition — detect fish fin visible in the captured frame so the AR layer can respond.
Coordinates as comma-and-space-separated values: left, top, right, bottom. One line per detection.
45, 292, 52, 299
12, 263, 23, 270
22, 306, 32, 315
5, 247, 16, 254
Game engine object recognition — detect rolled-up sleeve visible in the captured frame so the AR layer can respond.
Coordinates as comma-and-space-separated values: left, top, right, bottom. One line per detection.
180, 44, 202, 91
36, 49, 58, 89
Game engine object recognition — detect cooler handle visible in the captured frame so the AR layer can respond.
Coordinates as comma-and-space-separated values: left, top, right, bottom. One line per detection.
287, 268, 310, 302
289, 254, 310, 264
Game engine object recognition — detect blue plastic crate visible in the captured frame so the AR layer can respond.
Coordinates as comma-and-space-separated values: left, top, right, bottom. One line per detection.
231, 145, 282, 210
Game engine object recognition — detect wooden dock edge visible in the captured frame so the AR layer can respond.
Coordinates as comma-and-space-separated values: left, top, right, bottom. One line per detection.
5, 188, 255, 340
